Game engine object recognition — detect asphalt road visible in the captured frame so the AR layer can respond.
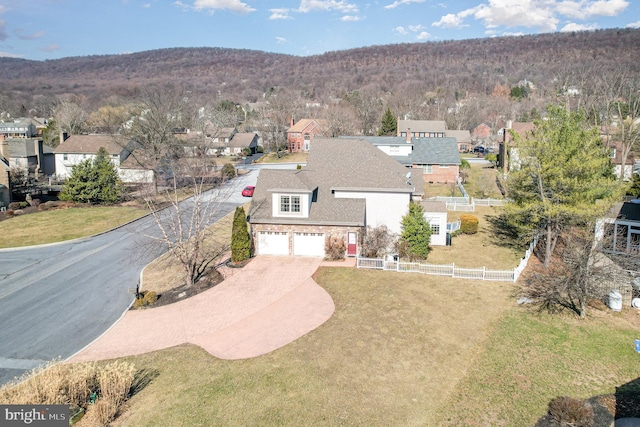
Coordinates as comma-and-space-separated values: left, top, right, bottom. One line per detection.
0, 168, 274, 386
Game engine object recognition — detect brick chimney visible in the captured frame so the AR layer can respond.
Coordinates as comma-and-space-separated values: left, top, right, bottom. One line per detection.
406, 128, 411, 143
0, 134, 8, 161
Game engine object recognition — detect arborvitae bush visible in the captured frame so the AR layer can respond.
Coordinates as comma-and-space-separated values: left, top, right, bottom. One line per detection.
460, 214, 479, 234
231, 206, 251, 263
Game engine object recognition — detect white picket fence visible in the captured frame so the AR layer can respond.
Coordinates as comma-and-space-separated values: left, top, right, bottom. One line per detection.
357, 235, 538, 283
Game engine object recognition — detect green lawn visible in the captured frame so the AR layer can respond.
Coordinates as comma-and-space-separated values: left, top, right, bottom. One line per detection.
109, 268, 639, 426
0, 207, 147, 248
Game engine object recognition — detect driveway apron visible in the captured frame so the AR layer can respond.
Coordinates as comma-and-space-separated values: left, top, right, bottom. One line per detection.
69, 256, 334, 362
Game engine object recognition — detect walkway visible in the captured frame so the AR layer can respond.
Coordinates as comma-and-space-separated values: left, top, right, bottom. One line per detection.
69, 256, 335, 362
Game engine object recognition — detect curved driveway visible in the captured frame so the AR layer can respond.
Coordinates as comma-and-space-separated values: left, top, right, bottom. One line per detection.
69, 256, 335, 362
0, 170, 268, 386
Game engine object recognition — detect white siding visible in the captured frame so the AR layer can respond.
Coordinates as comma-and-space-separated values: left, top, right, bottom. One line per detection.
333, 190, 410, 234
425, 211, 448, 246
375, 145, 412, 157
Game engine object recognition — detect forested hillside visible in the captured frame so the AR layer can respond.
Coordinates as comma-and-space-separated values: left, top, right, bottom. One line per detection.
0, 28, 639, 133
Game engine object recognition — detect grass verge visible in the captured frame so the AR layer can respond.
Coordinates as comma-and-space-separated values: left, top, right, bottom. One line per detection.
0, 206, 147, 248
258, 152, 308, 164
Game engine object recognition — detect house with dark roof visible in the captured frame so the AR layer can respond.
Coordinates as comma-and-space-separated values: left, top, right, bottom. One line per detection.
0, 118, 38, 139
349, 134, 461, 183
398, 119, 472, 153
6, 138, 55, 176
225, 132, 259, 156
287, 118, 326, 152
249, 138, 445, 258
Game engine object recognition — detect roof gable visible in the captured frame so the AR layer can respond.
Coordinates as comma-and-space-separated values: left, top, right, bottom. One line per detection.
54, 134, 125, 155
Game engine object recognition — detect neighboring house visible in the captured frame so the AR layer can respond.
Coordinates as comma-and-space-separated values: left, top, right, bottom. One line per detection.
225, 132, 259, 156
6, 138, 55, 177
472, 123, 491, 139
0, 138, 10, 208
0, 118, 38, 139
352, 134, 461, 183
498, 121, 535, 173
249, 138, 441, 257
447, 129, 472, 153
287, 118, 326, 152
118, 155, 154, 184
596, 201, 640, 254
53, 134, 133, 180
608, 141, 636, 181
398, 120, 446, 138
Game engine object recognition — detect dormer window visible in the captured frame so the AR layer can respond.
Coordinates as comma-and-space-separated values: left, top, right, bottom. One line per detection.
280, 195, 301, 213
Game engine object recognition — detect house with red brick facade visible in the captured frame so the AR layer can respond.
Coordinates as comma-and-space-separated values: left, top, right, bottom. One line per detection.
287, 118, 326, 152
249, 138, 448, 258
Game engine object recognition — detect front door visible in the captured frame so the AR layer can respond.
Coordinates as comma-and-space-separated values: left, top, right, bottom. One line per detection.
347, 232, 357, 257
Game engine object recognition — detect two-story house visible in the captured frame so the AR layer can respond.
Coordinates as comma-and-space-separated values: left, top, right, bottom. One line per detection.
249, 138, 447, 258
0, 118, 38, 139
398, 119, 471, 153
287, 118, 326, 152
53, 134, 133, 180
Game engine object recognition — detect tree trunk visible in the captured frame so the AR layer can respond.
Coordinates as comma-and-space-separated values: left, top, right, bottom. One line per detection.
544, 223, 552, 268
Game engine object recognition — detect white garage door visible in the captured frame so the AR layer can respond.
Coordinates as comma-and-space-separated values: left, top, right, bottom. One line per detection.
258, 231, 289, 255
293, 232, 325, 257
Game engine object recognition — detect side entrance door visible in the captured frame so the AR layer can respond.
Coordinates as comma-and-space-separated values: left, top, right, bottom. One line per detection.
347, 232, 357, 257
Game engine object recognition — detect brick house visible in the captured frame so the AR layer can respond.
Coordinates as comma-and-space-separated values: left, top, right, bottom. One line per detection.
249, 138, 447, 257
447, 129, 472, 153
472, 123, 491, 139
287, 118, 326, 152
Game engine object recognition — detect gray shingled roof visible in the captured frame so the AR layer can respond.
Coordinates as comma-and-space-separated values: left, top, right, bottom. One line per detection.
346, 135, 460, 166
229, 132, 257, 148
250, 138, 417, 226
53, 134, 125, 155
398, 120, 447, 133
404, 137, 460, 165
8, 139, 37, 158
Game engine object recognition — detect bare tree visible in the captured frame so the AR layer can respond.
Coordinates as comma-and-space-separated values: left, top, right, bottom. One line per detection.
519, 224, 638, 318
52, 100, 87, 136
118, 87, 188, 192
141, 155, 233, 287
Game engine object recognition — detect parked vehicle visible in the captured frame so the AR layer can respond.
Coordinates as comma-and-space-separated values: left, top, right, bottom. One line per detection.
241, 185, 255, 197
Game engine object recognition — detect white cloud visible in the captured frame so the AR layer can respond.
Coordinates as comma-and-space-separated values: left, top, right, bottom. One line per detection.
0, 51, 23, 58
143, 3, 151, 8
556, 0, 628, 20
627, 20, 640, 28
192, 0, 256, 14
395, 23, 430, 39
560, 22, 599, 31
297, 0, 359, 14
408, 24, 425, 32
416, 31, 430, 40
384, 0, 425, 9
473, 0, 559, 32
394, 26, 409, 35
269, 8, 293, 19
276, 36, 287, 44
432, 13, 464, 28
341, 15, 362, 21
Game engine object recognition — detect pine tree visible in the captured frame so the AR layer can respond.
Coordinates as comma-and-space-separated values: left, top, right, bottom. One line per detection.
231, 206, 252, 263
399, 201, 432, 261
378, 107, 397, 136
504, 105, 624, 267
60, 147, 123, 204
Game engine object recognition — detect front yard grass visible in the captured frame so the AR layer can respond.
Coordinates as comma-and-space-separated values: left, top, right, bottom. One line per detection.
112, 267, 514, 426
258, 152, 308, 164
0, 206, 147, 248
109, 268, 640, 426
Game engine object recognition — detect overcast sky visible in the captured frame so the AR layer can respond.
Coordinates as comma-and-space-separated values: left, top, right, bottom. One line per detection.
1, 0, 638, 61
